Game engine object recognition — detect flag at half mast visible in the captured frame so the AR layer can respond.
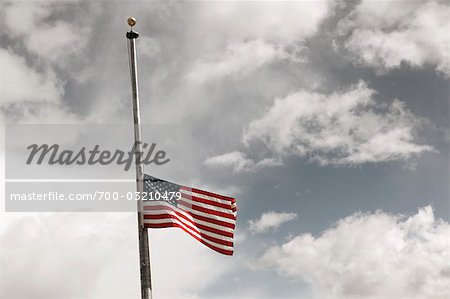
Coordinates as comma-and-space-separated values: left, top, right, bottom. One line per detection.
143, 175, 237, 255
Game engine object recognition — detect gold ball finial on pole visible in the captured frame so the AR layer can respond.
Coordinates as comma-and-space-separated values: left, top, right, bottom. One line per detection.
127, 17, 136, 27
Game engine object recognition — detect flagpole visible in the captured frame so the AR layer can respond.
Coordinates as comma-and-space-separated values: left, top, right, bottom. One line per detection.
126, 17, 153, 299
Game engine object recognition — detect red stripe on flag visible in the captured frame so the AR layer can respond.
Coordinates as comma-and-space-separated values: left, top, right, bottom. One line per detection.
144, 213, 233, 238
144, 215, 233, 247
178, 201, 236, 220
143, 204, 236, 229
181, 193, 231, 209
180, 186, 235, 202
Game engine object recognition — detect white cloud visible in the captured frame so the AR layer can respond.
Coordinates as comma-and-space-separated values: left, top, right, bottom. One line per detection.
0, 49, 78, 123
199, 1, 331, 44
204, 151, 254, 172
187, 40, 288, 84
0, 48, 61, 105
249, 211, 298, 234
25, 21, 87, 63
204, 151, 281, 173
149, 229, 236, 299
0, 213, 139, 299
206, 81, 433, 172
2, 1, 90, 64
186, 1, 332, 83
11, 102, 80, 123
257, 206, 450, 299
338, 1, 450, 77
242, 81, 433, 166
0, 2, 92, 123
0, 212, 237, 299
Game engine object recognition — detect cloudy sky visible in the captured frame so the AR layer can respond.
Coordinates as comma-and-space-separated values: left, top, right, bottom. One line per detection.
1, 1, 449, 298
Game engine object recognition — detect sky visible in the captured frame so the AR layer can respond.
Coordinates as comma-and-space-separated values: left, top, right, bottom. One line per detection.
0, 1, 449, 298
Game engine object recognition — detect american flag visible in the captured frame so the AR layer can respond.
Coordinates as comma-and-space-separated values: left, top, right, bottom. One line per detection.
142, 174, 237, 256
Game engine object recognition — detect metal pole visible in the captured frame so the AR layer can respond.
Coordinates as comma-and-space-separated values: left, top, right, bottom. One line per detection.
126, 17, 152, 299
